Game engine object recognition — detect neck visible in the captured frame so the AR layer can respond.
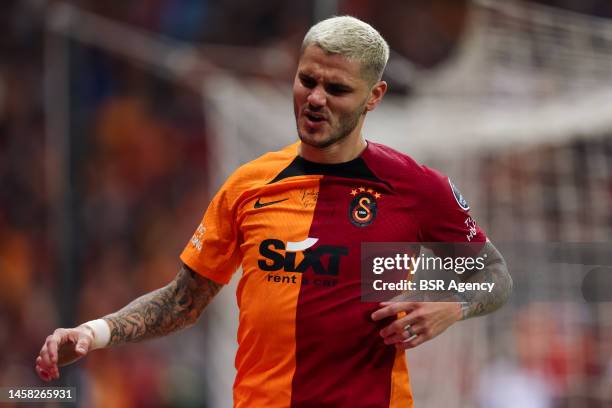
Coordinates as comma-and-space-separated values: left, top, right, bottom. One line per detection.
299, 133, 367, 164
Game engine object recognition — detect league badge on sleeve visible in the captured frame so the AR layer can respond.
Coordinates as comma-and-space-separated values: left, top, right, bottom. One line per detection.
190, 223, 206, 251
448, 178, 470, 211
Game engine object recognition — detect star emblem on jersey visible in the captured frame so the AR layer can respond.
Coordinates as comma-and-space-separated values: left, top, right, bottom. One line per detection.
348, 187, 380, 227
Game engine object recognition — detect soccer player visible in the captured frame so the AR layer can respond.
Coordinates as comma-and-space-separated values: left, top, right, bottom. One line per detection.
36, 16, 512, 407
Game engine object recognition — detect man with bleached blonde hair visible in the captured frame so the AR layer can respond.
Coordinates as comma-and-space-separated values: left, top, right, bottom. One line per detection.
302, 15, 389, 84
37, 16, 511, 407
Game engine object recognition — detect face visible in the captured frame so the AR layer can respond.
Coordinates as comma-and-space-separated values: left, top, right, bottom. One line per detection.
293, 45, 387, 149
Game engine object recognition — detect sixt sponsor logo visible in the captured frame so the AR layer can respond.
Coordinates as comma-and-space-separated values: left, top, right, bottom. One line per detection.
258, 237, 348, 276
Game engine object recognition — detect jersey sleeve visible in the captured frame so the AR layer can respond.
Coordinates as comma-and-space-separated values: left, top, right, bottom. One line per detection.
417, 166, 487, 245
180, 178, 243, 284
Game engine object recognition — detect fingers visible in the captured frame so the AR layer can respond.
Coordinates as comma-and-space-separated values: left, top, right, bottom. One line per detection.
36, 328, 74, 381
35, 356, 59, 381
378, 313, 418, 338
46, 329, 68, 362
376, 302, 461, 350
373, 302, 434, 349
38, 337, 56, 370
35, 357, 50, 381
371, 302, 417, 321
395, 329, 428, 350
35, 362, 52, 382
382, 325, 418, 345
46, 331, 62, 364
75, 335, 91, 356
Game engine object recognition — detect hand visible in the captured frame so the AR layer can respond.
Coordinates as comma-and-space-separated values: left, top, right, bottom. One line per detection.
371, 301, 462, 350
35, 326, 94, 381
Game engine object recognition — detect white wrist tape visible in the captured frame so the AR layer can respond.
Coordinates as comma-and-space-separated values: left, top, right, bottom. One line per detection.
83, 319, 111, 350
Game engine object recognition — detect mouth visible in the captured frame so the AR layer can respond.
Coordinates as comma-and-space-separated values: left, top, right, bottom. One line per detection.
303, 110, 328, 125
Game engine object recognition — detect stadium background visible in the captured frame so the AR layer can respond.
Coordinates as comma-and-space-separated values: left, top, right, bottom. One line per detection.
2, 0, 612, 406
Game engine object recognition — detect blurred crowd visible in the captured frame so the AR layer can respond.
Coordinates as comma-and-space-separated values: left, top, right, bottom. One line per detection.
1, 0, 52, 403
1, 1, 212, 406
1, 0, 612, 407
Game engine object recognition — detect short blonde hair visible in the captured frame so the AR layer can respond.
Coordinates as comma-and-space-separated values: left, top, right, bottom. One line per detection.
301, 16, 390, 83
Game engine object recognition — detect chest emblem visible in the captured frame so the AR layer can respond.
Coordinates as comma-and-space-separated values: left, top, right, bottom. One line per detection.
349, 187, 381, 227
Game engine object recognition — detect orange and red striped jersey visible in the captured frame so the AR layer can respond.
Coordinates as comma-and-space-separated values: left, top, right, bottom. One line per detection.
181, 141, 486, 407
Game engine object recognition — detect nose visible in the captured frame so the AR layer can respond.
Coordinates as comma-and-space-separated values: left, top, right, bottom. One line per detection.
307, 86, 326, 108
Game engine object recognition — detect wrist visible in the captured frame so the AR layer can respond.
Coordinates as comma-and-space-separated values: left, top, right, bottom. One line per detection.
82, 319, 111, 350
452, 293, 470, 321
457, 302, 470, 321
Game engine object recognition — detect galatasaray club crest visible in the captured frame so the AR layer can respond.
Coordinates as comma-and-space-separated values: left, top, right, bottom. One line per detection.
349, 187, 380, 227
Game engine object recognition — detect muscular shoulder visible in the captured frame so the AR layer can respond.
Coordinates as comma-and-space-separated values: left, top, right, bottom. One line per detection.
217, 142, 299, 198
364, 141, 449, 193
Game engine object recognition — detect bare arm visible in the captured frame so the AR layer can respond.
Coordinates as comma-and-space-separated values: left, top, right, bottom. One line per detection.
104, 264, 223, 346
36, 263, 222, 381
372, 239, 512, 350
455, 239, 513, 320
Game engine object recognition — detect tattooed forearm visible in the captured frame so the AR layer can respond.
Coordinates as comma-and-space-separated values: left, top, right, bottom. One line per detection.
456, 240, 512, 320
102, 264, 222, 346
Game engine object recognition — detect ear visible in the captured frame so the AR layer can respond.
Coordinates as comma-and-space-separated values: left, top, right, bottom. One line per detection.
365, 81, 388, 112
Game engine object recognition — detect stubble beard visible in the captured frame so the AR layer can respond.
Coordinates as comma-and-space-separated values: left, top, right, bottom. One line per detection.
297, 104, 366, 149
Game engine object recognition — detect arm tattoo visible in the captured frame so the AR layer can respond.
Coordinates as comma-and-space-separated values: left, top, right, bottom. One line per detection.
456, 240, 513, 320
103, 264, 222, 346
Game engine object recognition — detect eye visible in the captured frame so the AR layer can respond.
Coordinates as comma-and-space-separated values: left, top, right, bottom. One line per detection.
326, 84, 351, 96
299, 75, 316, 89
